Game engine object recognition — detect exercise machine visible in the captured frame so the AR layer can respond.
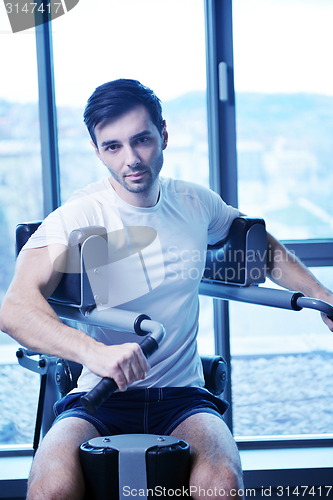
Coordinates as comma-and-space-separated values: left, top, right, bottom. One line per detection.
15, 217, 333, 499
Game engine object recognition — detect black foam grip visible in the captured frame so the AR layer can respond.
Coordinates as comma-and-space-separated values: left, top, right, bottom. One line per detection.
81, 377, 118, 413
80, 336, 159, 413
139, 336, 159, 358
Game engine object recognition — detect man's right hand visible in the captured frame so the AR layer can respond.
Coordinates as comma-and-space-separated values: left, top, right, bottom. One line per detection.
84, 341, 150, 392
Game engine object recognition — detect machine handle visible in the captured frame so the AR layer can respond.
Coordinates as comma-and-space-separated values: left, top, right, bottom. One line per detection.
16, 348, 52, 375
80, 335, 159, 413
295, 296, 333, 321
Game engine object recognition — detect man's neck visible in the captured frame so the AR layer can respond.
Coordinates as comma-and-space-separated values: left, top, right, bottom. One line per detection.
108, 177, 160, 208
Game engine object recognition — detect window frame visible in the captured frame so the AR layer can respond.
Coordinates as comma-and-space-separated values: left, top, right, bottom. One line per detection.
35, 14, 61, 217
204, 0, 238, 433
2, 0, 333, 456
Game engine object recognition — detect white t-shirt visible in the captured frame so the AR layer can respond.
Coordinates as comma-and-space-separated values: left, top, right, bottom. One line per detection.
24, 177, 239, 392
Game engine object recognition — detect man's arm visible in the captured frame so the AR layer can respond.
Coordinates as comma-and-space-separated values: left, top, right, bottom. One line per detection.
0, 245, 149, 391
266, 232, 333, 331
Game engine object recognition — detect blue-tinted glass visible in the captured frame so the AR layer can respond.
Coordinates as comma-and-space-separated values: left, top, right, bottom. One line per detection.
51, 0, 213, 354
233, 0, 333, 240
232, 0, 333, 437
0, 10, 43, 445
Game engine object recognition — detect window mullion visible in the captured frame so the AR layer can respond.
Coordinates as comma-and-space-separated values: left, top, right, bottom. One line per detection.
35, 15, 61, 216
204, 0, 238, 433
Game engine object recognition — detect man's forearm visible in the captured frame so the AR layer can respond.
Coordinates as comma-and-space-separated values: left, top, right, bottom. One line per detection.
0, 287, 96, 365
0, 288, 149, 391
266, 232, 332, 301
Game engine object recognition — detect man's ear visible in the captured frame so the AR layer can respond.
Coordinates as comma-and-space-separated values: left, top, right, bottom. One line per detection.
162, 120, 168, 150
91, 140, 104, 163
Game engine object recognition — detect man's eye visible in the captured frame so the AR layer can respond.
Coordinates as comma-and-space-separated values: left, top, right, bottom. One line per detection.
137, 137, 148, 144
108, 144, 119, 151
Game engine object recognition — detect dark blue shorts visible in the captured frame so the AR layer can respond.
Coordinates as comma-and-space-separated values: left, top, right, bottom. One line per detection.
53, 387, 229, 436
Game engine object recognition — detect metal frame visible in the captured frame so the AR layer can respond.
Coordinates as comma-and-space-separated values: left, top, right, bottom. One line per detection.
35, 15, 61, 215
285, 240, 333, 268
204, 0, 238, 432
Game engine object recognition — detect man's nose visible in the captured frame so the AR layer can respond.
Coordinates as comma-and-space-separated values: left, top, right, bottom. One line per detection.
125, 146, 140, 168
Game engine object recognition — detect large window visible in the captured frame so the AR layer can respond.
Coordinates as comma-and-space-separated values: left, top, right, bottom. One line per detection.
50, 0, 214, 354
51, 0, 209, 201
0, 0, 214, 449
232, 0, 333, 438
0, 9, 42, 445
1, 0, 332, 455
233, 0, 333, 241
230, 270, 333, 438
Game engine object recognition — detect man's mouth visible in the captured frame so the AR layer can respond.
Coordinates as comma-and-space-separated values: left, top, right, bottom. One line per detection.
126, 170, 147, 181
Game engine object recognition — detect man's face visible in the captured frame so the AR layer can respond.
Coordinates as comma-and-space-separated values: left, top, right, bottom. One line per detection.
92, 105, 168, 207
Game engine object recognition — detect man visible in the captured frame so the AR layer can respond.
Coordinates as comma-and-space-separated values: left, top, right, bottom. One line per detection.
0, 79, 332, 500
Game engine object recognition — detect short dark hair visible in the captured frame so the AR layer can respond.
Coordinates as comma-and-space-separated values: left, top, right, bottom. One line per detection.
83, 79, 164, 147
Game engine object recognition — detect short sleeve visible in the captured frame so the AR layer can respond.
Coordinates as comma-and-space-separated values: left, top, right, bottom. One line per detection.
206, 190, 239, 245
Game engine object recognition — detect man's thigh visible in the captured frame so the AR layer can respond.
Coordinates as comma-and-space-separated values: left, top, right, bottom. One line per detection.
170, 412, 243, 494
28, 416, 101, 498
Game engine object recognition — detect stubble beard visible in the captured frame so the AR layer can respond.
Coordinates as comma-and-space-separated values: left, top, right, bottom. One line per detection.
121, 151, 164, 195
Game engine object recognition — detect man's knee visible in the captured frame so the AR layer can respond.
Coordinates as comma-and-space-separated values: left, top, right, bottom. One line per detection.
27, 461, 85, 500
27, 483, 84, 500
172, 413, 244, 499
217, 461, 244, 498
26, 417, 99, 500
190, 459, 244, 499
27, 478, 59, 500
